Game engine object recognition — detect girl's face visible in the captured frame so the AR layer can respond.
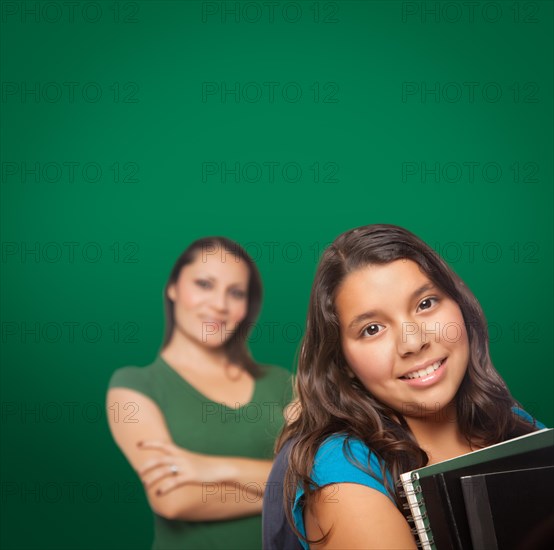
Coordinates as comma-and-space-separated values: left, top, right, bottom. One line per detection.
335, 259, 469, 420
167, 248, 249, 348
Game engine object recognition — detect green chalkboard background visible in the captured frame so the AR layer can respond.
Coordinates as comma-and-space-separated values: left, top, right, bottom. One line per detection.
1, 1, 552, 548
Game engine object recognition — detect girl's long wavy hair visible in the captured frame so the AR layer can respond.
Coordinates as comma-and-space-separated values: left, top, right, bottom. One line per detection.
161, 236, 264, 378
278, 224, 538, 544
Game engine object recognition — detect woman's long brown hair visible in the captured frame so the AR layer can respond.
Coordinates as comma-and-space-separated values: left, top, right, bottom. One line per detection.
278, 224, 539, 544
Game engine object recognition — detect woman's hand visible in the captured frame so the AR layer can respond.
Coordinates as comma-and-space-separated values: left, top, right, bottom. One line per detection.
108, 389, 268, 520
137, 440, 222, 496
284, 398, 301, 424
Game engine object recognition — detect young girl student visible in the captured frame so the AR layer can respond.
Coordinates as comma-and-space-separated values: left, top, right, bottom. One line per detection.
273, 224, 545, 549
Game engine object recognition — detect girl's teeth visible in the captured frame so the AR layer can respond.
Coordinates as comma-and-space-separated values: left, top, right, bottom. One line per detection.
404, 360, 443, 379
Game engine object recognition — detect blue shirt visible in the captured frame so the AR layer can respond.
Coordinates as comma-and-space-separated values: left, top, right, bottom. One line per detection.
291, 408, 546, 550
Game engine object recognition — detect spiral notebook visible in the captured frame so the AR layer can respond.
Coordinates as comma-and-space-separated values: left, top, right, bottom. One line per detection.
398, 428, 554, 550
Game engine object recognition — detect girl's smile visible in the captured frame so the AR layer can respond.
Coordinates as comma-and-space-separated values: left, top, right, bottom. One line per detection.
335, 259, 470, 419
399, 357, 447, 386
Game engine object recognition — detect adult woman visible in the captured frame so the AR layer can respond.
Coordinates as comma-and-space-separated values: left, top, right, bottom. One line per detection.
107, 237, 293, 550
276, 224, 545, 549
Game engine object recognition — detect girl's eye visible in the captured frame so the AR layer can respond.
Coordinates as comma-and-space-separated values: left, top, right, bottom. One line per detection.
230, 289, 246, 299
361, 324, 383, 337
195, 279, 212, 289
417, 297, 439, 311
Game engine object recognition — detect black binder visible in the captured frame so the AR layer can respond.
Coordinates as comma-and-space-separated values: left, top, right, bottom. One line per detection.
418, 444, 554, 549
399, 429, 554, 549
461, 466, 554, 550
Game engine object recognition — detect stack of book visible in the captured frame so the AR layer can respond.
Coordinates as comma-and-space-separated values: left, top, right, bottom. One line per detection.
399, 429, 554, 550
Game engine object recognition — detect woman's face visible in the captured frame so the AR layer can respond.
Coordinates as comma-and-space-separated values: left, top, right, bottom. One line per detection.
167, 248, 250, 348
335, 259, 469, 420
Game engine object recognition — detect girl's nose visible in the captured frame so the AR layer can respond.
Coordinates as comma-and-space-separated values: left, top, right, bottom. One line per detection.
397, 321, 430, 356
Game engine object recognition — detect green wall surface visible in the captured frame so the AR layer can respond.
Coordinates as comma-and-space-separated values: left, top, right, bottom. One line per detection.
1, 1, 552, 548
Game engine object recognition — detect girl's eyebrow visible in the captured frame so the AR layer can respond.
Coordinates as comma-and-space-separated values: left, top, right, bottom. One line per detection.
413, 282, 435, 299
348, 310, 378, 330
347, 283, 436, 330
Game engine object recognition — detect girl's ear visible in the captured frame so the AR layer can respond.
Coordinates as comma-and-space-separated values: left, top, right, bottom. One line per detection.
345, 366, 357, 379
339, 355, 357, 379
